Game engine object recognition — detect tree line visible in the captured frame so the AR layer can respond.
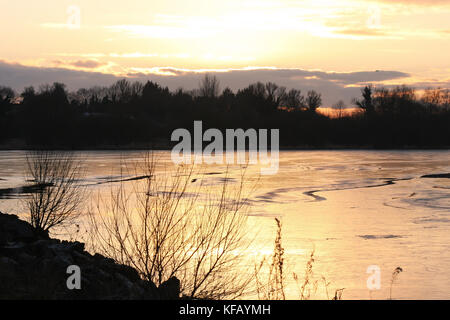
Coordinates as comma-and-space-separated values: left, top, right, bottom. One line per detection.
0, 75, 449, 148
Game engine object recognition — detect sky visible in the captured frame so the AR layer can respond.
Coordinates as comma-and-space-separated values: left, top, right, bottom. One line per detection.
1, 0, 450, 106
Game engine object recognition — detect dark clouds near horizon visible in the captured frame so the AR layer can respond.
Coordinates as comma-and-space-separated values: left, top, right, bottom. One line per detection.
0, 60, 412, 107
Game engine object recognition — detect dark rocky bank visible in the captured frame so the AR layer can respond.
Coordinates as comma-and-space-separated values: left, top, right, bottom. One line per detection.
0, 212, 180, 300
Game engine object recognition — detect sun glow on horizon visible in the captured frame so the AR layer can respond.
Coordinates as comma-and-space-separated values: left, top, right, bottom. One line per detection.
1, 0, 450, 97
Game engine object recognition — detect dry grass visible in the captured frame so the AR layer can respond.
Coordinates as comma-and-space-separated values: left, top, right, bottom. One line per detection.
254, 218, 286, 300
294, 249, 318, 300
255, 218, 344, 300
389, 267, 403, 300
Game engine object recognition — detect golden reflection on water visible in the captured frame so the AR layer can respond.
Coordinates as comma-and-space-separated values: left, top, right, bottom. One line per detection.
0, 150, 449, 299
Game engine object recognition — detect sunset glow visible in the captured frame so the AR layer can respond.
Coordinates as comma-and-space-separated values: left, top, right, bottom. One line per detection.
1, 0, 450, 105
1, 0, 450, 304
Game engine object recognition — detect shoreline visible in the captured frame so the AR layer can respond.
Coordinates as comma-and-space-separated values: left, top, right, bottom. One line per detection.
1, 137, 450, 152
1, 145, 449, 152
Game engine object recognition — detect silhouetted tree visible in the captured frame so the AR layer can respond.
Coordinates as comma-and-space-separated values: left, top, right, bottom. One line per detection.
0, 86, 15, 103
1, 78, 448, 149
306, 90, 322, 113
353, 85, 374, 115
21, 86, 36, 101
109, 79, 132, 103
220, 87, 235, 111
333, 100, 346, 119
373, 86, 417, 116
265, 82, 279, 103
49, 82, 69, 106
285, 89, 305, 111
23, 151, 86, 234
199, 74, 220, 98
422, 87, 450, 113
0, 86, 15, 134
0, 86, 15, 115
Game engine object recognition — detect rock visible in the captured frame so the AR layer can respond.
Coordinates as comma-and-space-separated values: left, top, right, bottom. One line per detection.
0, 213, 36, 245
0, 257, 19, 274
158, 277, 181, 300
0, 212, 180, 300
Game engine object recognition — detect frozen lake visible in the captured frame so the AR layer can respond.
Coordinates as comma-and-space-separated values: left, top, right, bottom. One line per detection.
0, 150, 449, 299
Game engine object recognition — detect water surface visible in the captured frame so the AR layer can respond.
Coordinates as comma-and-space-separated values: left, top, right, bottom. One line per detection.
0, 150, 449, 299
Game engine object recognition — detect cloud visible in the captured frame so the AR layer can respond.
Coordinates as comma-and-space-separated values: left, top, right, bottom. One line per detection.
0, 60, 433, 108
40, 23, 81, 30
70, 60, 105, 69
52, 59, 106, 69
332, 28, 389, 37
106, 25, 214, 39
109, 53, 159, 58
129, 68, 411, 106
40, 23, 71, 29
371, 0, 450, 5
0, 60, 118, 91
55, 52, 192, 59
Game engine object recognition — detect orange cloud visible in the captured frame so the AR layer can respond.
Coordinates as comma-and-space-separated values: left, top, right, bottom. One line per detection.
333, 28, 389, 37
371, 0, 450, 5
70, 60, 106, 69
